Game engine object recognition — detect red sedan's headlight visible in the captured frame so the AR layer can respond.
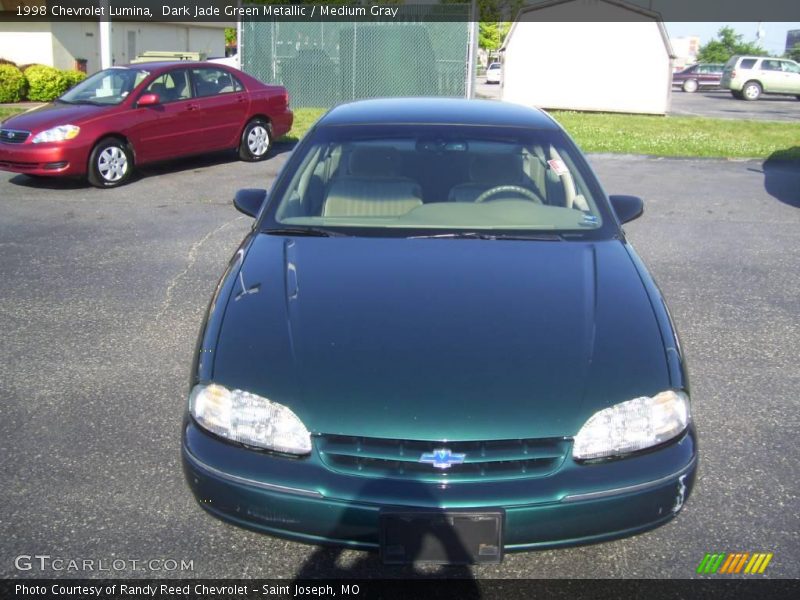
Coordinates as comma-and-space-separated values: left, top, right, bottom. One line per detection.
32, 125, 80, 144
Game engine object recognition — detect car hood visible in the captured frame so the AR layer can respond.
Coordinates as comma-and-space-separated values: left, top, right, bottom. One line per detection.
211, 235, 670, 441
2, 102, 113, 132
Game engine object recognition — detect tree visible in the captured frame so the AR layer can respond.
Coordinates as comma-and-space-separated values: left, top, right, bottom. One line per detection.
786, 43, 800, 62
224, 28, 236, 49
474, 0, 523, 53
696, 26, 769, 63
479, 21, 510, 53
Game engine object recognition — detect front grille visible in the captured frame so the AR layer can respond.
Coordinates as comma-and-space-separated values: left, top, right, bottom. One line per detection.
0, 129, 31, 144
317, 435, 570, 482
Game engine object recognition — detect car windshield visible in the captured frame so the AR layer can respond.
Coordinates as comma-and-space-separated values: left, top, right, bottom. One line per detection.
60, 68, 150, 105
266, 124, 610, 236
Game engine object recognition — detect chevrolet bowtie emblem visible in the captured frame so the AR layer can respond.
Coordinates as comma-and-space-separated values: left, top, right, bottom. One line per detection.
419, 448, 466, 469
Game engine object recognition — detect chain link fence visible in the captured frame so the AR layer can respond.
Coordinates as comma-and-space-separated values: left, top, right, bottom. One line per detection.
240, 6, 472, 108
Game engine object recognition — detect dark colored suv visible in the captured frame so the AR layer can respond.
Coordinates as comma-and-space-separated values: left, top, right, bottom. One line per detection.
672, 63, 725, 93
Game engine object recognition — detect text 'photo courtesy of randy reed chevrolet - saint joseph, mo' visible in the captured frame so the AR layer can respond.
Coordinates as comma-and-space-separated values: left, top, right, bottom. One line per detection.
13, 583, 356, 597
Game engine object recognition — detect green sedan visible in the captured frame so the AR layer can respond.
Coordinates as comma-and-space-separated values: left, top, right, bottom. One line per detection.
182, 98, 697, 564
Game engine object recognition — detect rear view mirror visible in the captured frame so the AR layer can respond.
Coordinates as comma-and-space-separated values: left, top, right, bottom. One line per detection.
609, 195, 644, 224
234, 188, 267, 218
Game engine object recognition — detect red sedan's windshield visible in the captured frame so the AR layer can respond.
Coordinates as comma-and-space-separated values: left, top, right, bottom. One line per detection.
60, 68, 150, 106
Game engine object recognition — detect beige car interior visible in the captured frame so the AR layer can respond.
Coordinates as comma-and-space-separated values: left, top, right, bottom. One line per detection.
322, 147, 423, 217
283, 141, 593, 220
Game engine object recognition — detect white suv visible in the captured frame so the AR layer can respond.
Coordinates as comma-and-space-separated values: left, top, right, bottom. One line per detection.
721, 55, 800, 101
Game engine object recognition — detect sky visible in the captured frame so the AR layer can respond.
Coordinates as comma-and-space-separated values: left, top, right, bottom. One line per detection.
664, 22, 800, 55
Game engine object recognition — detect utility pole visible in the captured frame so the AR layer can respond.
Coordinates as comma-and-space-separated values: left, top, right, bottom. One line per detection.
466, 0, 478, 99
99, 0, 112, 69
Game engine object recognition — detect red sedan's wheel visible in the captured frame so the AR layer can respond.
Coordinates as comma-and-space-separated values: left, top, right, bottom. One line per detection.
88, 138, 133, 188
239, 119, 272, 162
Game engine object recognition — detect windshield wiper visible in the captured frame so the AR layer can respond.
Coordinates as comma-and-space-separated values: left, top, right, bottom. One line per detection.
409, 232, 563, 241
265, 227, 349, 238
485, 232, 564, 241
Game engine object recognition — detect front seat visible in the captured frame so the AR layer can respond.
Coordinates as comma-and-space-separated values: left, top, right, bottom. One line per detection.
148, 82, 167, 101
323, 147, 422, 217
448, 154, 537, 203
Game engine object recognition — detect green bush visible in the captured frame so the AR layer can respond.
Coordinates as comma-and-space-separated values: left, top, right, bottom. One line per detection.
62, 70, 87, 90
0, 64, 27, 103
25, 64, 70, 101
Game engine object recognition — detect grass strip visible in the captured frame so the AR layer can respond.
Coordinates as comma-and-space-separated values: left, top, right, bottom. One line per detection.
550, 110, 800, 161
0, 107, 28, 121
3, 105, 798, 161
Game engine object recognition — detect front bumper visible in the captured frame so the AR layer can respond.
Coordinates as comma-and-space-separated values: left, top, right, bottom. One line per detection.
0, 139, 91, 177
182, 420, 697, 551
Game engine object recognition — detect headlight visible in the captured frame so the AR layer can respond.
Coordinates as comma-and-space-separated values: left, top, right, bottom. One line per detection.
573, 390, 690, 460
189, 383, 311, 455
31, 125, 80, 143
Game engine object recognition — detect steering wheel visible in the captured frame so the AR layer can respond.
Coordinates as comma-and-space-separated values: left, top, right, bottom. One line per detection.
475, 185, 543, 204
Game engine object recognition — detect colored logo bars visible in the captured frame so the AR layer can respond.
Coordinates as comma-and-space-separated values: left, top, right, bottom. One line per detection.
697, 552, 773, 575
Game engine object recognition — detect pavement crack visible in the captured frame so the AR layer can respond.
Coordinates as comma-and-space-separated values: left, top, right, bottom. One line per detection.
155, 215, 244, 321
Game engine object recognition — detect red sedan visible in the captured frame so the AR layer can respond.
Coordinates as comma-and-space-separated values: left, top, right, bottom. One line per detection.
0, 62, 293, 188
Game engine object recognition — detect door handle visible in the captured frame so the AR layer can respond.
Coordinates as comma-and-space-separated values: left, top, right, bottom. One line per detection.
237, 95, 246, 103
186, 103, 200, 111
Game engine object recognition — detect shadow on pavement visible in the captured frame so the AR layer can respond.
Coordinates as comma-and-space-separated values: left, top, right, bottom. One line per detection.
291, 478, 482, 595
759, 149, 800, 208
8, 173, 87, 189
137, 141, 296, 178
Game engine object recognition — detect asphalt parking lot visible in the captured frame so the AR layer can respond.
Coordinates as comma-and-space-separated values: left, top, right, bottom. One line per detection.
670, 89, 800, 121
476, 79, 800, 121
1, 148, 799, 579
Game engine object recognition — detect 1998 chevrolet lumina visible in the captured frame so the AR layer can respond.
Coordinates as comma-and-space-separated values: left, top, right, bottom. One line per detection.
182, 98, 697, 564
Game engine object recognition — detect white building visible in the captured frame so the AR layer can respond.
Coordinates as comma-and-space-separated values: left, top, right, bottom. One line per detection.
671, 36, 701, 70
0, 8, 227, 74
501, 0, 675, 115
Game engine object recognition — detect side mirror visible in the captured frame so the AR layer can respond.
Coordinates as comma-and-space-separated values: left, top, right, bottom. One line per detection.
609, 194, 644, 224
234, 188, 267, 218
137, 93, 160, 107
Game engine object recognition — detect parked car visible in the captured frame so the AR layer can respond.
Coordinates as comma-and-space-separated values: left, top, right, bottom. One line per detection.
671, 63, 725, 92
721, 55, 800, 100
0, 62, 292, 188
486, 61, 502, 84
182, 98, 697, 564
